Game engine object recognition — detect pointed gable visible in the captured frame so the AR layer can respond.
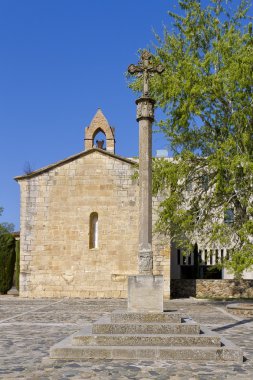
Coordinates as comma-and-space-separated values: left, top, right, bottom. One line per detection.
84, 109, 115, 153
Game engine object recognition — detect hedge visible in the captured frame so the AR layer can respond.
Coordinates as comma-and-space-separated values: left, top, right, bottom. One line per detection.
0, 233, 16, 294
15, 239, 20, 291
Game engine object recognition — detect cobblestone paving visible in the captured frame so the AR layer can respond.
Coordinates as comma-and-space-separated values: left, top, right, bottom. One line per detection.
0, 297, 253, 379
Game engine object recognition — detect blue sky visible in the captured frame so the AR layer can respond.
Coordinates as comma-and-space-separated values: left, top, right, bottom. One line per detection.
0, 0, 176, 229
0, 0, 251, 229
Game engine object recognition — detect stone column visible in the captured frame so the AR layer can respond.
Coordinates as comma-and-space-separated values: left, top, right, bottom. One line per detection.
127, 51, 164, 312
136, 97, 155, 274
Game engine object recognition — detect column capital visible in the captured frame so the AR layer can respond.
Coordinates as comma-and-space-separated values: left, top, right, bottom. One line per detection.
135, 97, 155, 122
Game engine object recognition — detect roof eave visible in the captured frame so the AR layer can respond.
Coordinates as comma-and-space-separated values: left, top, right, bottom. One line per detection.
14, 148, 137, 181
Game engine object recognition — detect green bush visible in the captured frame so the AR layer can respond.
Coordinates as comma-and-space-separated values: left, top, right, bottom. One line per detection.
0, 233, 16, 294
15, 240, 20, 291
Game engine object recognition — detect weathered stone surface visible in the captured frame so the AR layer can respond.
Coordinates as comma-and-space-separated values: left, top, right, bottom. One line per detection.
129, 51, 164, 278
51, 332, 242, 363
50, 306, 243, 363
136, 97, 155, 121
92, 319, 200, 335
171, 279, 253, 299
111, 311, 182, 323
73, 332, 221, 347
139, 248, 153, 275
51, 342, 242, 362
84, 109, 115, 153
137, 112, 153, 275
17, 149, 171, 299
128, 275, 164, 312
128, 51, 164, 99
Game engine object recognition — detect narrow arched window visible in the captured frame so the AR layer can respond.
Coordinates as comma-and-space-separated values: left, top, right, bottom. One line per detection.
89, 212, 98, 249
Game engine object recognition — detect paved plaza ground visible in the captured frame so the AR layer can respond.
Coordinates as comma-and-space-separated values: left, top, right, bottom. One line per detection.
0, 296, 253, 379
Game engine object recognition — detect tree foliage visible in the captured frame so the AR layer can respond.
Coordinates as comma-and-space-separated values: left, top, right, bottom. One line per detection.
0, 207, 16, 293
139, 0, 253, 278
15, 239, 20, 291
0, 233, 16, 293
0, 207, 14, 236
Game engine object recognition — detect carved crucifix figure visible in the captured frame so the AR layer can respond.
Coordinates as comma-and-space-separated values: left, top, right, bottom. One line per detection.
128, 50, 164, 97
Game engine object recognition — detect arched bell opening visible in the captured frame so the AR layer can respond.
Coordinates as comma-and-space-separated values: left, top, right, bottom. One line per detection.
84, 109, 115, 153
92, 129, 106, 150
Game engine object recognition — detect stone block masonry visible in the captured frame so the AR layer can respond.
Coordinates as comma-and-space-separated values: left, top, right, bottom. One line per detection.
17, 150, 171, 298
171, 279, 253, 299
50, 309, 243, 363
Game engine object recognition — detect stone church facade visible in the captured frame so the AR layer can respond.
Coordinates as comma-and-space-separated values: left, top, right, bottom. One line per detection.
15, 110, 170, 299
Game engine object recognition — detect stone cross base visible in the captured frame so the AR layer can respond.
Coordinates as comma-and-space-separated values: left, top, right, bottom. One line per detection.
128, 275, 164, 312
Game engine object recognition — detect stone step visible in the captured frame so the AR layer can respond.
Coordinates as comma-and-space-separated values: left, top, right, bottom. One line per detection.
49, 312, 243, 363
50, 337, 242, 363
93, 320, 200, 335
92, 322, 200, 335
72, 329, 221, 347
111, 311, 182, 324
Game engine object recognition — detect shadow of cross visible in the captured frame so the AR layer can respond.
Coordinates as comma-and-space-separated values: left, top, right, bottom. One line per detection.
212, 317, 253, 332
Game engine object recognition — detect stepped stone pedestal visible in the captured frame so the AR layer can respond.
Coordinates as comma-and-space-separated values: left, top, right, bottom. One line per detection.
50, 310, 243, 362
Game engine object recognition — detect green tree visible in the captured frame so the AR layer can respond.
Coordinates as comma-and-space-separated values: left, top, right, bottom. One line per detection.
0, 233, 16, 293
0, 207, 14, 236
15, 239, 20, 291
0, 207, 16, 293
137, 0, 253, 278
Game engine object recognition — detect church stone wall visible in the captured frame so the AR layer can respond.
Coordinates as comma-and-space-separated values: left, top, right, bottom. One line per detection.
19, 151, 170, 299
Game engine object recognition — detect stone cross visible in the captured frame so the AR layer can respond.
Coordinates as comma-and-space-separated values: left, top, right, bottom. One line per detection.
128, 51, 164, 276
128, 50, 164, 97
